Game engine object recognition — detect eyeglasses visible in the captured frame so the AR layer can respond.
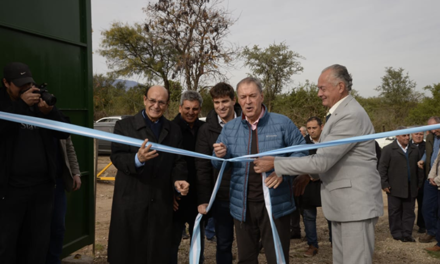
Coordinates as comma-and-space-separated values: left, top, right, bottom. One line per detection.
146, 97, 167, 107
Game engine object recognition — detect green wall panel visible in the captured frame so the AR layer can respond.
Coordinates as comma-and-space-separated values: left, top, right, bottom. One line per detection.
0, 0, 94, 258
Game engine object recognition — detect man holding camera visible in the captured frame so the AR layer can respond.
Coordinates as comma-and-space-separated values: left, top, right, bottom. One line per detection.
0, 62, 69, 264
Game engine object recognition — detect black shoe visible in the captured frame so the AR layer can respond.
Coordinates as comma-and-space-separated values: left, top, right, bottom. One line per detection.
290, 233, 301, 239
418, 227, 426, 234
402, 237, 416, 242
393, 237, 403, 241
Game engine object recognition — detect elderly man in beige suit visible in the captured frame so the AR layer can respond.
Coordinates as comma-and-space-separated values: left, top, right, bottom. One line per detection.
254, 64, 383, 264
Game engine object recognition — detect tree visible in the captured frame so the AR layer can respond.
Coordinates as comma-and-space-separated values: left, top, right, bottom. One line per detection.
241, 42, 304, 111
100, 22, 178, 90
375, 67, 421, 122
100, 0, 237, 92
407, 83, 440, 125
272, 80, 325, 126
143, 0, 237, 91
93, 74, 128, 119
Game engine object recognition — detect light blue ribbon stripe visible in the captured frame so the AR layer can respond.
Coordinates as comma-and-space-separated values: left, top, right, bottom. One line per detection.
3, 111, 440, 264
240, 124, 440, 159
190, 161, 227, 264
0, 111, 223, 162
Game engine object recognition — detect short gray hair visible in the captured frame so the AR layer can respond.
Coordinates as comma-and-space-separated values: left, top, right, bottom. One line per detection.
428, 116, 440, 123
322, 64, 353, 91
180, 90, 203, 106
236, 77, 263, 93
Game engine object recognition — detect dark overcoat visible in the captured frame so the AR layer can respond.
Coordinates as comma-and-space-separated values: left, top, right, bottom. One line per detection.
108, 111, 187, 264
379, 140, 423, 199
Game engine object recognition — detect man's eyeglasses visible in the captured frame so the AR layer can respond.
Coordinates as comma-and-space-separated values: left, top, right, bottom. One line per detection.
147, 97, 167, 107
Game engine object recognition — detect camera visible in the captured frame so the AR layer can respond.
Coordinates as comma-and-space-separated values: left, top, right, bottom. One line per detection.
33, 83, 57, 106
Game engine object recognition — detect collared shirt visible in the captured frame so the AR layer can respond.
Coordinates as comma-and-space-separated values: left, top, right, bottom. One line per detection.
245, 106, 265, 131
327, 95, 349, 116
397, 140, 408, 153
217, 111, 237, 128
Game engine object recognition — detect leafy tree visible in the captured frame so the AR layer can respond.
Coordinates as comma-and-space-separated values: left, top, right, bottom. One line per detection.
241, 42, 304, 111
100, 22, 178, 90
93, 74, 127, 119
143, 0, 237, 91
272, 80, 325, 126
375, 67, 421, 122
407, 83, 440, 125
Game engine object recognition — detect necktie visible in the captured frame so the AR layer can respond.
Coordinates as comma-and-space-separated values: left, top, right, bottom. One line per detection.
326, 114, 331, 122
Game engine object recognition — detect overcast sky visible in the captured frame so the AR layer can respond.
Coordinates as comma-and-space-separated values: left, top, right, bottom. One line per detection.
92, 0, 440, 97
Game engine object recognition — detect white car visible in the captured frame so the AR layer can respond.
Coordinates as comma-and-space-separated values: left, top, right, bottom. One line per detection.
94, 115, 130, 154
376, 136, 395, 149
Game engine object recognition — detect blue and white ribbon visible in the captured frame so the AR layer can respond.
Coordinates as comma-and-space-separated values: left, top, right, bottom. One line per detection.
2, 110, 440, 264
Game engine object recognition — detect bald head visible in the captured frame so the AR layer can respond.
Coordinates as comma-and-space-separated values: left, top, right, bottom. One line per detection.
143, 85, 169, 122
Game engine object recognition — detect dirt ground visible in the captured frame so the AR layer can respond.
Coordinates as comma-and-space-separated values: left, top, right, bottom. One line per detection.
71, 156, 440, 263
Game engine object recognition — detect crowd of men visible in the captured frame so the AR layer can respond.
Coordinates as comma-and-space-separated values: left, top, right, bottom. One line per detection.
2, 62, 440, 264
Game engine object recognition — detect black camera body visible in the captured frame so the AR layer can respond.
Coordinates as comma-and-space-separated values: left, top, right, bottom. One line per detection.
33, 83, 57, 106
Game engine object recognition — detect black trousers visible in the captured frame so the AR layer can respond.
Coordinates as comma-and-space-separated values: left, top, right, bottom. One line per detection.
416, 187, 426, 228
234, 201, 290, 264
387, 193, 416, 239
0, 183, 54, 264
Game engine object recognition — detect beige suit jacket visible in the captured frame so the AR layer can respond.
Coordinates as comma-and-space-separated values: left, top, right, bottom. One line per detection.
274, 95, 383, 222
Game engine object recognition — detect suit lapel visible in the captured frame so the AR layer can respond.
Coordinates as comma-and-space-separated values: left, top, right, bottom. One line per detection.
134, 112, 154, 141
319, 95, 354, 143
158, 119, 170, 144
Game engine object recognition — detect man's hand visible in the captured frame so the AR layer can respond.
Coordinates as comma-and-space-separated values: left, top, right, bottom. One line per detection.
264, 172, 283, 189
137, 139, 158, 163
198, 203, 208, 215
175, 180, 190, 196
213, 143, 227, 158
383, 187, 391, 193
254, 156, 275, 173
293, 174, 311, 197
173, 195, 181, 211
429, 178, 437, 186
417, 160, 424, 169
72, 175, 81, 191
20, 87, 40, 106
37, 99, 54, 115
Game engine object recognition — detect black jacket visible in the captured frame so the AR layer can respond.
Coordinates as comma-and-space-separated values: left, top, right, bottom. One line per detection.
195, 104, 241, 204
0, 86, 69, 198
299, 135, 321, 208
379, 140, 423, 199
108, 111, 187, 263
171, 114, 204, 211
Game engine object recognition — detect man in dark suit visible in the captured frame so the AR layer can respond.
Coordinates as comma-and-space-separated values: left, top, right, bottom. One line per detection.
107, 85, 189, 264
170, 90, 205, 264
255, 64, 383, 264
411, 131, 426, 233
379, 130, 423, 242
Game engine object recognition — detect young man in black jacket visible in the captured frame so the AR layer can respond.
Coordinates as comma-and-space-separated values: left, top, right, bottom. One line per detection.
0, 62, 69, 264
195, 82, 241, 264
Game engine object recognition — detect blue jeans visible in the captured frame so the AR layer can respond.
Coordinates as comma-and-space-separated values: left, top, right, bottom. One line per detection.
205, 217, 215, 240
212, 200, 234, 264
46, 178, 67, 264
422, 180, 439, 236
303, 208, 318, 248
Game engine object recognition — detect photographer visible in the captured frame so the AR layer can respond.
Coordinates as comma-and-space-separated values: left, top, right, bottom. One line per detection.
0, 62, 69, 264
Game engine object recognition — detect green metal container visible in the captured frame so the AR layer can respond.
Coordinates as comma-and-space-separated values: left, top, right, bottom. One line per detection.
0, 0, 95, 258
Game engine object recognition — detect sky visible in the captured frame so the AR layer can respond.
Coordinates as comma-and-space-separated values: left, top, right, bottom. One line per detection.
91, 0, 440, 97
